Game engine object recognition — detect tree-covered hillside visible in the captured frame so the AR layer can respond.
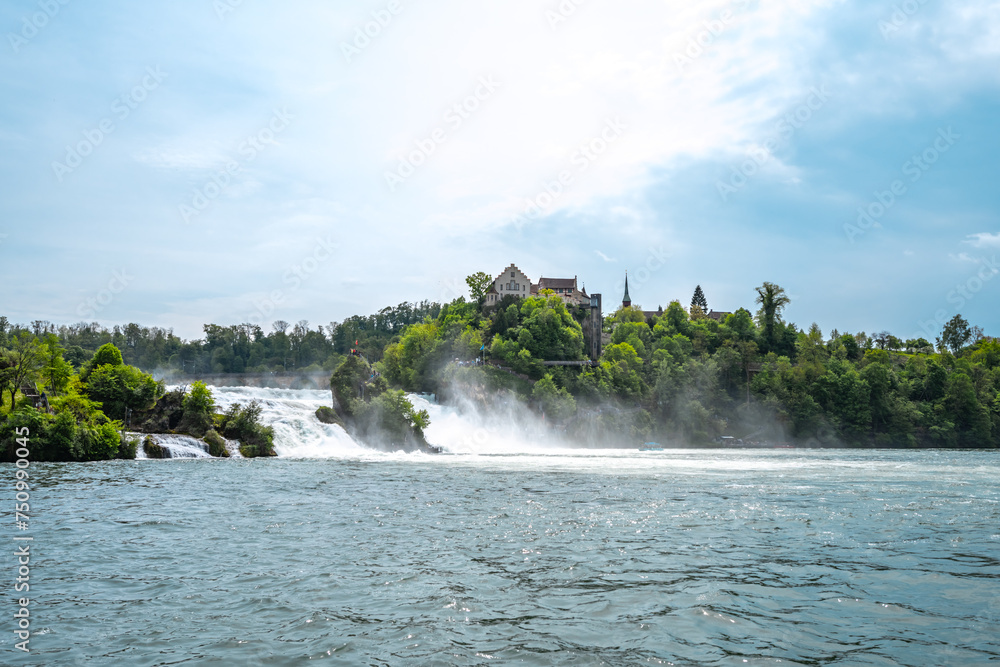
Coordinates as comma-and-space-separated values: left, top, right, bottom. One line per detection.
371, 282, 999, 448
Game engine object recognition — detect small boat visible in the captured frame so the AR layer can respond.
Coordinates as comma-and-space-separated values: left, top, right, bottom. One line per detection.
639, 442, 664, 451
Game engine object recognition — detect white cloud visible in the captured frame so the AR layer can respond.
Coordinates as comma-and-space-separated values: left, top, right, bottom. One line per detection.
965, 232, 1000, 248
950, 252, 982, 264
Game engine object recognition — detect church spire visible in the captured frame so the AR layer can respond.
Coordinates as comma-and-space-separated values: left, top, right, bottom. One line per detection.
622, 271, 631, 308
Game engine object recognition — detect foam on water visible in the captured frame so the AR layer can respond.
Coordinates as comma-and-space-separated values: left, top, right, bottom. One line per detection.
209, 386, 369, 458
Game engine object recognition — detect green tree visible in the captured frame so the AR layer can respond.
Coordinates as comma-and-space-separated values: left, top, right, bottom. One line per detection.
2, 333, 45, 409
754, 282, 791, 352
600, 343, 645, 397
691, 285, 708, 312
40, 333, 73, 395
180, 381, 216, 435
944, 373, 992, 446
91, 342, 124, 367
616, 306, 648, 324
532, 374, 577, 421
466, 272, 494, 306
359, 389, 430, 444
516, 296, 585, 361
86, 364, 161, 422
219, 400, 275, 457
939, 314, 973, 354
725, 309, 757, 342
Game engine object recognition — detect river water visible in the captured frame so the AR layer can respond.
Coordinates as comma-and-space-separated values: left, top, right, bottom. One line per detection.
4, 387, 999, 665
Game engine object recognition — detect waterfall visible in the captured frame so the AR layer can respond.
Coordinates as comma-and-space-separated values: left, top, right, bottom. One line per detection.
210, 386, 368, 458
141, 385, 581, 459
409, 393, 575, 455
133, 434, 211, 459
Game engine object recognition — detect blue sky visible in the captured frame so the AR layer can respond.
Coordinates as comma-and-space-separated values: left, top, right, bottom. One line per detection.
1, 0, 998, 342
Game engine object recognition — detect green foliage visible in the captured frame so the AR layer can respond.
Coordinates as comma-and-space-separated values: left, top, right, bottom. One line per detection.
532, 374, 577, 421
203, 429, 229, 458
1, 332, 46, 409
466, 272, 494, 305
330, 355, 374, 415
180, 380, 215, 435
725, 309, 757, 341
755, 282, 791, 352
600, 343, 645, 398
92, 343, 124, 367
71, 422, 121, 461
516, 296, 585, 361
218, 400, 275, 457
939, 314, 973, 354
86, 363, 162, 422
616, 306, 649, 324
355, 389, 431, 448
691, 285, 708, 312
381, 322, 441, 392
40, 334, 73, 394
119, 433, 139, 460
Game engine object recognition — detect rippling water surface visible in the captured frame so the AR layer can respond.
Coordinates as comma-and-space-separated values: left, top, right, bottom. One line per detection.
5, 448, 999, 666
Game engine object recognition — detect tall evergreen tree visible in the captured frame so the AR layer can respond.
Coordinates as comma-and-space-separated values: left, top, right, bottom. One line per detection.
691, 285, 708, 312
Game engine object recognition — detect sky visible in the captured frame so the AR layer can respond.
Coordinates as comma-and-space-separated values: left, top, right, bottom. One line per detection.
1, 0, 999, 342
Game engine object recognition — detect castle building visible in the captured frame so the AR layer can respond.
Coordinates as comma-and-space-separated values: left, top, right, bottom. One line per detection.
484, 263, 603, 360
485, 264, 591, 308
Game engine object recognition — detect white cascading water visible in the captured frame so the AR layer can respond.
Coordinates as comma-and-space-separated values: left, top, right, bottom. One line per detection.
150, 385, 609, 459
133, 434, 213, 459
409, 393, 578, 455
210, 386, 369, 458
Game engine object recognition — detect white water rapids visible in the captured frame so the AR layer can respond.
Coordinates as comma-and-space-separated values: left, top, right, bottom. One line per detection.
143, 385, 585, 459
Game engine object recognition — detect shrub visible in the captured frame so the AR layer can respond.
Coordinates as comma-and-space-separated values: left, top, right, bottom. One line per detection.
330, 355, 370, 416
219, 401, 275, 457
86, 364, 162, 421
71, 422, 120, 461
118, 433, 139, 460
203, 428, 229, 458
180, 381, 215, 435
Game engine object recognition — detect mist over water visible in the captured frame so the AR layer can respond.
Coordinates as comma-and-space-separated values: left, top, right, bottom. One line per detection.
183, 385, 585, 458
